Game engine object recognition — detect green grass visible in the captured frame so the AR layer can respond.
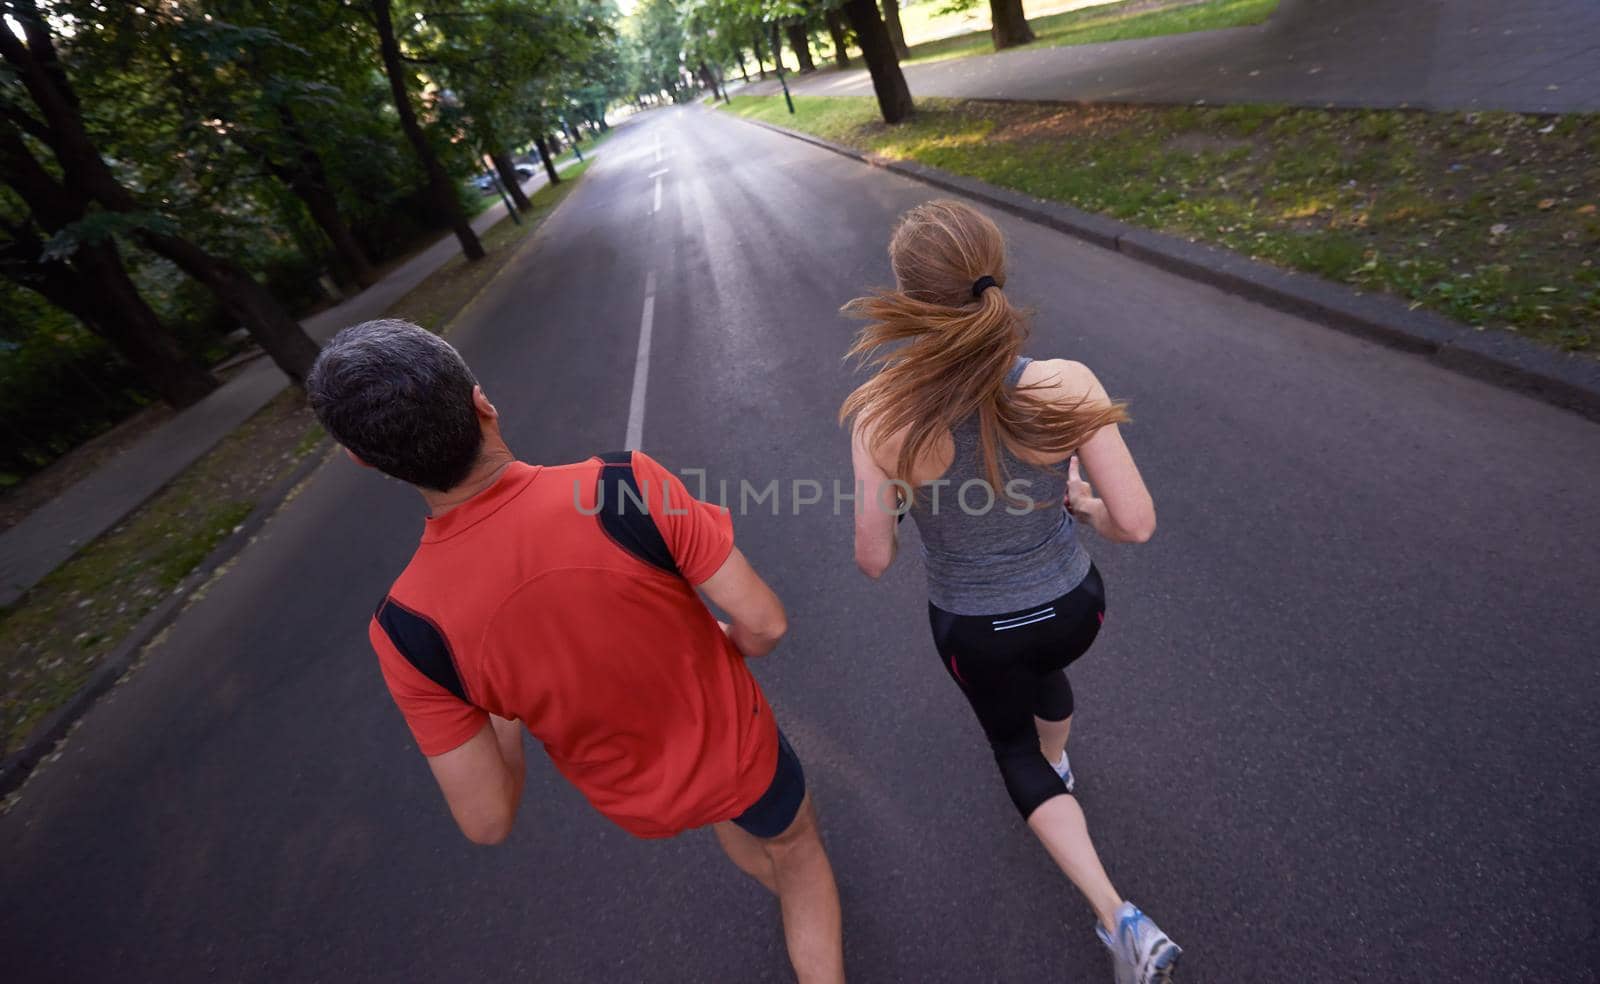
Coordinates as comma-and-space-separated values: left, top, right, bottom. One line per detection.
723, 95, 1600, 353
551, 128, 615, 168
898, 0, 1279, 66
0, 390, 312, 760
731, 0, 1275, 76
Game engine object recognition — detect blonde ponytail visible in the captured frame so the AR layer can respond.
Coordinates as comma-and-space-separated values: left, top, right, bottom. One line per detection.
839, 200, 1128, 499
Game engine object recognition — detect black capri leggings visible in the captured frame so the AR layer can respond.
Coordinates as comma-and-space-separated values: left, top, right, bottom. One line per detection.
928, 564, 1107, 819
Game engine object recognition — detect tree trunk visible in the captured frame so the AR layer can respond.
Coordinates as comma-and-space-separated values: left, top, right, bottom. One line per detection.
270, 103, 377, 287
136, 229, 323, 383
988, 0, 1035, 49
881, 0, 911, 59
532, 134, 560, 186
825, 10, 852, 68
697, 61, 723, 100
843, 0, 914, 123
769, 24, 785, 74
225, 100, 380, 290
490, 151, 532, 210
2, 231, 217, 407
753, 31, 769, 79
371, 0, 484, 261
737, 48, 750, 83
785, 23, 817, 72
289, 173, 378, 287
74, 251, 219, 406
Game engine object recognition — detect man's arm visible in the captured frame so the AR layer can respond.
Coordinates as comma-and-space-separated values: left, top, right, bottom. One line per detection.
698, 546, 787, 658
424, 715, 526, 845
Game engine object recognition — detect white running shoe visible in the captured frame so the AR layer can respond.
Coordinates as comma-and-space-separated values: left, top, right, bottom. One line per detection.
1096, 902, 1181, 984
1051, 749, 1075, 793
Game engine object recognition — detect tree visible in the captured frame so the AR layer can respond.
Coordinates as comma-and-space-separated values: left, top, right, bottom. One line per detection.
824, 8, 851, 69
783, 20, 817, 72
0, 0, 321, 384
369, 0, 485, 261
89, 3, 385, 289
415, 0, 612, 211
631, 0, 690, 101
0, 187, 217, 407
881, 0, 910, 59
842, 0, 912, 122
988, 0, 1035, 49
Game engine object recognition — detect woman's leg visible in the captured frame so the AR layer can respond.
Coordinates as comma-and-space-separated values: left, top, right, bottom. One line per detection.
931, 591, 1122, 932
1036, 713, 1071, 764
936, 649, 1123, 931
1028, 793, 1123, 932
1033, 670, 1075, 763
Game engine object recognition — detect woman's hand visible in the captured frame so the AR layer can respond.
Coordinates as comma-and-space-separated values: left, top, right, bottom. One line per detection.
1065, 451, 1154, 543
1065, 454, 1097, 518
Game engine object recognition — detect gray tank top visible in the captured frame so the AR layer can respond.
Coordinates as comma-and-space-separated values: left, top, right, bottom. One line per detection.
908, 357, 1092, 616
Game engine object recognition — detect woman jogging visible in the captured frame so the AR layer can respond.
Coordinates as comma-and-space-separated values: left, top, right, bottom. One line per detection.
841, 200, 1180, 983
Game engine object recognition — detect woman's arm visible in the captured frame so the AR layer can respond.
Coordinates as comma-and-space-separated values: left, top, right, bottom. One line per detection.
851, 421, 901, 578
1044, 360, 1156, 544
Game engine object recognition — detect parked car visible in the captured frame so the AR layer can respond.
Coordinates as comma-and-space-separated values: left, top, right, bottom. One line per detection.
476, 164, 536, 192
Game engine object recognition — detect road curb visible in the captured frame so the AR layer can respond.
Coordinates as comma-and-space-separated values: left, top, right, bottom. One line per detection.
729, 112, 1600, 422
0, 441, 334, 800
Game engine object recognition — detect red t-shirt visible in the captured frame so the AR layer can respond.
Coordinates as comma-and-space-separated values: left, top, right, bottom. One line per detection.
369, 452, 778, 839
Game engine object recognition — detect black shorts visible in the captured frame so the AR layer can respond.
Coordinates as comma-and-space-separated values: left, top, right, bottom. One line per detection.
928, 565, 1107, 818
730, 728, 806, 838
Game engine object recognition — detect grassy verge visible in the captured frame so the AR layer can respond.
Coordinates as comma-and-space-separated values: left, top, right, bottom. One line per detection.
898, 0, 1277, 67
724, 95, 1600, 352
0, 162, 587, 760
550, 130, 614, 168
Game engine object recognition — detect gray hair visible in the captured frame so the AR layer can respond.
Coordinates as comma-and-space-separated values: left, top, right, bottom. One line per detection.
306, 319, 483, 492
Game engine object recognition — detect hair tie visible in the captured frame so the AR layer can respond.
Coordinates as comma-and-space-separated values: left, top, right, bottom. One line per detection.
971, 275, 998, 298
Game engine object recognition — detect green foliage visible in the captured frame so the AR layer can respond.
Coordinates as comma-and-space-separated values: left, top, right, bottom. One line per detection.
629, 0, 690, 99
0, 280, 148, 484
416, 0, 615, 152
40, 212, 179, 262
1, 0, 633, 486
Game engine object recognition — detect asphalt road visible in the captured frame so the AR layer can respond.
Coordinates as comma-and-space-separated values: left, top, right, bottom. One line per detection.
4, 106, 1598, 983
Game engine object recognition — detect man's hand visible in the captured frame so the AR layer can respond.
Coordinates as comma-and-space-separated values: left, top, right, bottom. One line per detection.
698, 547, 787, 658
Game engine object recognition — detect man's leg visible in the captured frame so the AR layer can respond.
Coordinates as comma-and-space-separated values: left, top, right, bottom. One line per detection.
714, 794, 844, 984
714, 819, 777, 893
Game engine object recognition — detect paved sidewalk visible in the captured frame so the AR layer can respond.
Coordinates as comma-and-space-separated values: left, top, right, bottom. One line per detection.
741, 0, 1600, 112
0, 162, 578, 607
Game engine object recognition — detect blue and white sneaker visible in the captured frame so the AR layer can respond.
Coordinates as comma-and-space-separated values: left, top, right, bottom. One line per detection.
1096, 902, 1180, 984
1051, 750, 1076, 794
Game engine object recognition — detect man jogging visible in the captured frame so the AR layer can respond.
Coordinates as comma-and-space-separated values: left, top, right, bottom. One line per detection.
307, 319, 844, 983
